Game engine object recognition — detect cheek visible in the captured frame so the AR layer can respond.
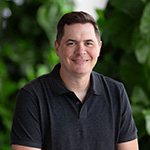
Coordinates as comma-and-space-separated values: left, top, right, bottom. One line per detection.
64, 48, 74, 57
89, 50, 100, 58
58, 48, 72, 59
96, 48, 101, 57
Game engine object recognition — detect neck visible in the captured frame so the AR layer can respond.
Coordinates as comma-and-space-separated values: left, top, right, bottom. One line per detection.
59, 68, 91, 102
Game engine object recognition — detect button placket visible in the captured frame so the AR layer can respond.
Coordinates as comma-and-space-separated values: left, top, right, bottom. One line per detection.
79, 105, 87, 119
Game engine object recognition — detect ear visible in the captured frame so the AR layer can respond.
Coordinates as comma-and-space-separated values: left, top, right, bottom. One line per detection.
99, 41, 102, 48
98, 41, 102, 56
54, 40, 59, 57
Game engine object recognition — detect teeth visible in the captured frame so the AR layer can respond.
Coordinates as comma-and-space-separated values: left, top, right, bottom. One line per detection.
73, 60, 87, 61
76, 60, 85, 61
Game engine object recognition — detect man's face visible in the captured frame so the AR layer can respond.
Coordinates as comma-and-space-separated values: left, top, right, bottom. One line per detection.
55, 23, 102, 77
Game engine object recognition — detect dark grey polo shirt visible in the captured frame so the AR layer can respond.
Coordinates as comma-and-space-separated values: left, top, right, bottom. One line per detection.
11, 63, 137, 150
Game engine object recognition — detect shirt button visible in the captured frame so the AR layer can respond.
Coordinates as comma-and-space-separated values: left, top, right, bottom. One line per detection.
69, 92, 74, 96
76, 101, 80, 105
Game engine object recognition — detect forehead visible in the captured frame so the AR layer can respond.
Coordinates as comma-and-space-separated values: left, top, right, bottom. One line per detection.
63, 23, 97, 39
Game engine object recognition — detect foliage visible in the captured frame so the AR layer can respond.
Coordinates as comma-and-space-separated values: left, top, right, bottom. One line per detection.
1, 0, 150, 149
0, 0, 73, 149
95, 0, 150, 149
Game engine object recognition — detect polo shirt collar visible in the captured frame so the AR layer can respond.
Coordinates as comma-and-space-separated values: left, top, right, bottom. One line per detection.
91, 71, 103, 95
49, 63, 103, 96
49, 63, 70, 96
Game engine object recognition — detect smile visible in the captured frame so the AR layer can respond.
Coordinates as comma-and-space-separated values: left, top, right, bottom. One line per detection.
71, 59, 89, 64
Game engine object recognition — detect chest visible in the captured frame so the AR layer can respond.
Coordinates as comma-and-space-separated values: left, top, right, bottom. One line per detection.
40, 93, 119, 150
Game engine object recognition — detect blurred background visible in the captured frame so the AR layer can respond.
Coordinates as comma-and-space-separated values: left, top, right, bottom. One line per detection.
0, 0, 150, 149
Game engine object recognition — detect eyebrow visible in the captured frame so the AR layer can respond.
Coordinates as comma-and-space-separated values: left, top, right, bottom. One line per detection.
85, 39, 94, 43
65, 39, 94, 43
65, 39, 77, 43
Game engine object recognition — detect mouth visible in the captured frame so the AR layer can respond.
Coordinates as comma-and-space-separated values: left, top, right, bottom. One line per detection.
71, 59, 89, 64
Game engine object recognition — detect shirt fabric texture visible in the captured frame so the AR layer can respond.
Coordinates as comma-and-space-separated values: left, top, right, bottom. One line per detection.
11, 63, 137, 150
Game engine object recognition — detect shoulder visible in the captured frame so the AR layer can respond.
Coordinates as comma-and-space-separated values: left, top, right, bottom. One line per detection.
92, 71, 124, 92
22, 64, 60, 92
17, 73, 55, 101
91, 71, 129, 107
22, 73, 51, 91
92, 71, 131, 109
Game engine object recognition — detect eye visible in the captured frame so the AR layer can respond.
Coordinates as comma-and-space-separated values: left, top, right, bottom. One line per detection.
85, 41, 93, 46
67, 42, 76, 46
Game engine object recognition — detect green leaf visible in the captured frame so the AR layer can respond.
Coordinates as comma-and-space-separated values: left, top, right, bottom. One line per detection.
131, 105, 144, 118
110, 0, 144, 18
46, 49, 59, 69
1, 79, 17, 100
143, 109, 150, 135
131, 86, 150, 106
0, 104, 13, 130
119, 53, 144, 90
0, 60, 7, 77
148, 53, 150, 68
37, 4, 58, 45
134, 40, 150, 64
26, 65, 36, 81
140, 1, 150, 40
132, 26, 150, 65
36, 64, 50, 76
131, 105, 146, 139
96, 9, 105, 33
102, 10, 134, 50
37, 1, 73, 46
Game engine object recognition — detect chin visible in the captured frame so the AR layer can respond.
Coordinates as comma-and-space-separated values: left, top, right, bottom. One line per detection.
73, 69, 91, 76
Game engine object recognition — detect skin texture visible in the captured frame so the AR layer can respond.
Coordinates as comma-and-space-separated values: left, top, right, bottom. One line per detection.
55, 23, 101, 79
117, 139, 139, 150
12, 145, 40, 150
55, 23, 102, 101
12, 23, 139, 150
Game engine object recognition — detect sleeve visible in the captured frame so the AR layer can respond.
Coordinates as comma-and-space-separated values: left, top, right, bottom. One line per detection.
118, 85, 138, 143
11, 88, 42, 148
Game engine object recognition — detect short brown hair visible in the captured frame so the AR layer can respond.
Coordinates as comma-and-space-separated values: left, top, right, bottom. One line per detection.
56, 11, 101, 45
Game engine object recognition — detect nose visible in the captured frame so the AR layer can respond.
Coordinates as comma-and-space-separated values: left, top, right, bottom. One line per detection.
74, 44, 86, 55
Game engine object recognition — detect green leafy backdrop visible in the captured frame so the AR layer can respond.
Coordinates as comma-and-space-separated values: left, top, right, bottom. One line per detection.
0, 0, 150, 149
0, 0, 73, 149
95, 0, 150, 149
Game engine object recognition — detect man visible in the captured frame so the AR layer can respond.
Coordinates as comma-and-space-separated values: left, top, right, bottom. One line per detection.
11, 11, 139, 150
